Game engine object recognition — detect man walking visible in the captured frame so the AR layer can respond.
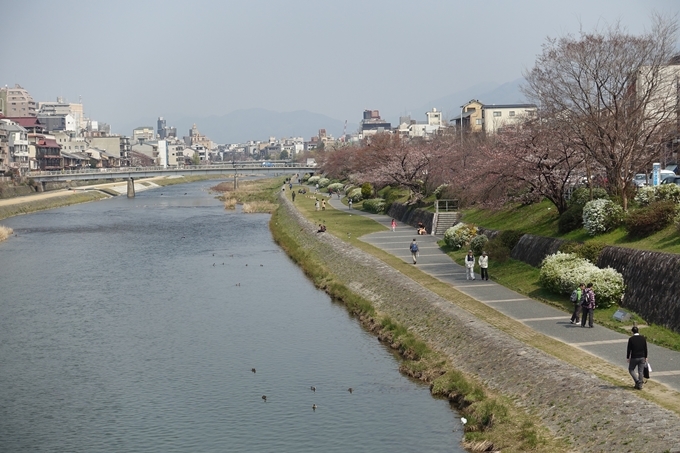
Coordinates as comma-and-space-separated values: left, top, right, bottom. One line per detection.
478, 251, 489, 281
570, 283, 585, 324
627, 326, 648, 389
410, 239, 419, 265
580, 283, 596, 328
465, 250, 475, 280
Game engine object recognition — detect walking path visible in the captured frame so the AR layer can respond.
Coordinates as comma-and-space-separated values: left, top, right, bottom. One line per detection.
324, 193, 680, 392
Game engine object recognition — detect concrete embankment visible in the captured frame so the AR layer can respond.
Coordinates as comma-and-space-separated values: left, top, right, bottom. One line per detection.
274, 193, 680, 453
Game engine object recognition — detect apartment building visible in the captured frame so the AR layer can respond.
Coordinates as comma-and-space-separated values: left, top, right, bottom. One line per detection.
0, 84, 37, 117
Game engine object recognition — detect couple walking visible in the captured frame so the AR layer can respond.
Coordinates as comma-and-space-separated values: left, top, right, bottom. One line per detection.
569, 283, 596, 328
465, 250, 489, 280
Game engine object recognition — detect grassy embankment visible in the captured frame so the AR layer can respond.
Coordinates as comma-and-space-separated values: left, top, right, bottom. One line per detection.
211, 178, 279, 213
457, 199, 680, 352
269, 189, 569, 453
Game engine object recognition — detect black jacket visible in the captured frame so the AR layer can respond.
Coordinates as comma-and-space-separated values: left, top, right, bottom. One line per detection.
627, 334, 648, 359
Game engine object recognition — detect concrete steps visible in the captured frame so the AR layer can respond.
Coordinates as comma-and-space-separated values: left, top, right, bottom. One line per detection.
434, 211, 459, 235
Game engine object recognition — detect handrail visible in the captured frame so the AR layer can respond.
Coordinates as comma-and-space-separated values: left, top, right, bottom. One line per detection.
435, 199, 459, 213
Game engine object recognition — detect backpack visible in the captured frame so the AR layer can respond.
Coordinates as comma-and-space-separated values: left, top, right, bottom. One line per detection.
410, 243, 418, 252
570, 289, 579, 303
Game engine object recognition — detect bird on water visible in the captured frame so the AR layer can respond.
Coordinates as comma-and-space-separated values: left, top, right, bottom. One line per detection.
312, 404, 317, 410
348, 388, 353, 394
310, 386, 316, 392
262, 395, 267, 402
251, 368, 256, 373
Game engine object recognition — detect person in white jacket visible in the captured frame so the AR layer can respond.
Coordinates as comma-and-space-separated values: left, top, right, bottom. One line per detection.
478, 251, 489, 281
465, 250, 475, 280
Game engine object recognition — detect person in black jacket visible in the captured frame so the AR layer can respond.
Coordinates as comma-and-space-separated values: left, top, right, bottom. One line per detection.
627, 326, 648, 390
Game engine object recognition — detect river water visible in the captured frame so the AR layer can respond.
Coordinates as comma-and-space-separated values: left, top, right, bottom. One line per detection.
0, 180, 464, 452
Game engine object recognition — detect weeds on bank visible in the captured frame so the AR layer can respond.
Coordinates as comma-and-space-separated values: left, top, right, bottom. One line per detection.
213, 178, 282, 211
0, 225, 13, 242
153, 174, 233, 187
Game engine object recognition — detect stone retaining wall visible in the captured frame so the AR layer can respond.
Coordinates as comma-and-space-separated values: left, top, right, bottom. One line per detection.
387, 202, 433, 232
510, 234, 570, 268
599, 246, 680, 332
277, 193, 680, 452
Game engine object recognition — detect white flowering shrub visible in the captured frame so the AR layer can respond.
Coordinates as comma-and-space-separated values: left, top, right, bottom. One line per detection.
634, 184, 680, 206
348, 188, 363, 202
327, 183, 344, 193
307, 176, 321, 185
582, 199, 624, 236
634, 186, 656, 206
654, 184, 680, 204
539, 252, 624, 308
318, 177, 331, 188
362, 198, 386, 214
443, 223, 478, 250
433, 184, 449, 199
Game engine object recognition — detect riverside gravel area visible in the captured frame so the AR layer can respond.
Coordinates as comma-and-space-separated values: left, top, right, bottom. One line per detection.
277, 193, 680, 453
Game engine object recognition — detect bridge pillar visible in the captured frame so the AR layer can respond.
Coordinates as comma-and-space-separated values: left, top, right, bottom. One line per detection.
233, 174, 238, 190
127, 178, 135, 198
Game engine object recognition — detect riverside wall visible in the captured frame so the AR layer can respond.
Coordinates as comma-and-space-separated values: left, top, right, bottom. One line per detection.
277, 193, 680, 453
387, 202, 433, 232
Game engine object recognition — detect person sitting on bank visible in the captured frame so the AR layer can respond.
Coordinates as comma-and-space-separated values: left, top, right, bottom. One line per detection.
417, 222, 427, 235
317, 224, 326, 233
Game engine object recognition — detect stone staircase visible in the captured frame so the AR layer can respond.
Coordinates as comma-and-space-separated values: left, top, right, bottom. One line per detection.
433, 211, 459, 235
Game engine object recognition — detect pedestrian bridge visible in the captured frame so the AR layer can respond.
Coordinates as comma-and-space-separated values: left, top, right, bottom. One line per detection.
28, 163, 316, 198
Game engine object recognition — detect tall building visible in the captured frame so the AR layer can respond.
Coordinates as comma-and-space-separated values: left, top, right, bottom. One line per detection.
157, 117, 166, 139
0, 84, 37, 117
38, 97, 85, 132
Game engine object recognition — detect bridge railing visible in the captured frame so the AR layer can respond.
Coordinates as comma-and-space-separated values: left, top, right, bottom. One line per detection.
28, 162, 311, 178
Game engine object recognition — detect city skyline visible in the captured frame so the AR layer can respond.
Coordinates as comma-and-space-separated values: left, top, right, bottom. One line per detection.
1, 0, 678, 139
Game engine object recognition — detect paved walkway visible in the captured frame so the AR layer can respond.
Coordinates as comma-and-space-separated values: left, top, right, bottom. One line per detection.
323, 193, 680, 392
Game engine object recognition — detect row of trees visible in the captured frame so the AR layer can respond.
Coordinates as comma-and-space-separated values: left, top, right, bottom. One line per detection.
319, 16, 680, 214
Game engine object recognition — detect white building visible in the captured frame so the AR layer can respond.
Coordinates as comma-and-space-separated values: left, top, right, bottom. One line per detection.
482, 104, 537, 134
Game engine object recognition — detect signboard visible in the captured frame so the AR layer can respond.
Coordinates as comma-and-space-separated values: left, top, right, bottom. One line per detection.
653, 162, 661, 186
613, 309, 631, 322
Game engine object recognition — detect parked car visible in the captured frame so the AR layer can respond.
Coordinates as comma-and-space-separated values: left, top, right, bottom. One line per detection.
661, 176, 680, 186
634, 173, 648, 187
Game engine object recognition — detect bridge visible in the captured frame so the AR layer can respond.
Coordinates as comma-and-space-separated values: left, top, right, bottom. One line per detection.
28, 163, 317, 198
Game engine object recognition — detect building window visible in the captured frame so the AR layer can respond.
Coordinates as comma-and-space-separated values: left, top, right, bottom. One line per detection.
493, 111, 502, 117
509, 111, 515, 116
476, 119, 483, 125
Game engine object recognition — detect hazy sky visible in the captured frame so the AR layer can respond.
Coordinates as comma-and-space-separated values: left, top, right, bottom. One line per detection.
1, 0, 678, 136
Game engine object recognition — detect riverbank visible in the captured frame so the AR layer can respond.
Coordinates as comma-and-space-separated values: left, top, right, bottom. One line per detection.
272, 191, 680, 453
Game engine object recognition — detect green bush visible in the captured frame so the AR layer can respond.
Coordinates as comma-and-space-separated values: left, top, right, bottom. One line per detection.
558, 204, 584, 234
470, 234, 489, 256
569, 187, 608, 206
444, 223, 477, 250
361, 182, 373, 199
362, 198, 386, 214
381, 186, 401, 211
539, 252, 624, 308
558, 241, 607, 265
582, 199, 624, 236
625, 200, 676, 238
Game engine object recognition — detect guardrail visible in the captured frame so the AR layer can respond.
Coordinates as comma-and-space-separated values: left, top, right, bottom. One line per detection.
27, 162, 313, 178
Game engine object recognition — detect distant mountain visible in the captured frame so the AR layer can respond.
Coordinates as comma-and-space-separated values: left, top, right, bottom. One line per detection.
388, 78, 528, 124
170, 109, 357, 144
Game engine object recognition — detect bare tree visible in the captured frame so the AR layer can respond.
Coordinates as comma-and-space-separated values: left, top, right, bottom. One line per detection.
523, 15, 679, 210
483, 118, 586, 214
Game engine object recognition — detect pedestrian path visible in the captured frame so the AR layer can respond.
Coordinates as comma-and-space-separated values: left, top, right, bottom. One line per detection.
324, 194, 680, 392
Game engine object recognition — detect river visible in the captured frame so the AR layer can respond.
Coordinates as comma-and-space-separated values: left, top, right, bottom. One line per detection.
0, 179, 464, 452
